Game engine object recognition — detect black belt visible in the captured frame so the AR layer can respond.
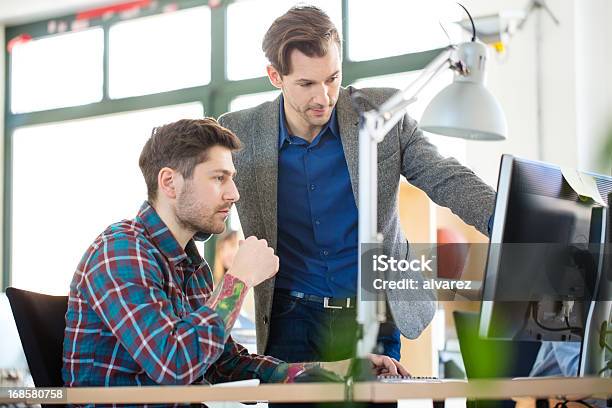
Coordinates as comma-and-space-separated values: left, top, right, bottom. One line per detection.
276, 289, 356, 309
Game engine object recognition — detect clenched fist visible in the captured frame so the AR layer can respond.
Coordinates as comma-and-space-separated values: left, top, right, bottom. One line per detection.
226, 236, 279, 288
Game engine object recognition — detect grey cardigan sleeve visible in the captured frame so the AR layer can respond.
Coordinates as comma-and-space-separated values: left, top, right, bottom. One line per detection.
398, 114, 496, 235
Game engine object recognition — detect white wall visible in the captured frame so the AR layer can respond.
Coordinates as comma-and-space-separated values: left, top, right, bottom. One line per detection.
573, 0, 612, 174
463, 0, 540, 187
0, 24, 4, 288
538, 0, 612, 174
461, 0, 612, 186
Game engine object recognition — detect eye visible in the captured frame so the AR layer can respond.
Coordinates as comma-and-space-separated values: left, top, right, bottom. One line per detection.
300, 82, 312, 87
216, 176, 224, 182
328, 76, 338, 83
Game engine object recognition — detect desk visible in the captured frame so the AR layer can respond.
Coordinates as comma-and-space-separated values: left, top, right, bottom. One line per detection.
355, 378, 612, 402
0, 377, 610, 405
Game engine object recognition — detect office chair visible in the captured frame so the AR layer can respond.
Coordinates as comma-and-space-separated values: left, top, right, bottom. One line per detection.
453, 310, 542, 408
6, 287, 68, 391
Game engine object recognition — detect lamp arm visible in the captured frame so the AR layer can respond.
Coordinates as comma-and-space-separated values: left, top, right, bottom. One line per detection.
376, 45, 456, 131
355, 45, 458, 360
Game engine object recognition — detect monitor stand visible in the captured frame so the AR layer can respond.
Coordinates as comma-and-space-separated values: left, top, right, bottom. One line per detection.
580, 203, 611, 377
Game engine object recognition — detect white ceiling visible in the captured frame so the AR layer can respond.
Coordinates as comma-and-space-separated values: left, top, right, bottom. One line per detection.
0, 0, 118, 25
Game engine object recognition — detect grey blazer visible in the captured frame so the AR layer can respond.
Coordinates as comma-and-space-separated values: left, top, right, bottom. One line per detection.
219, 86, 496, 353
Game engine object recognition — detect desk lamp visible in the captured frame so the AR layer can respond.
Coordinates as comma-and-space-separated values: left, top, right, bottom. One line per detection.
353, 4, 507, 379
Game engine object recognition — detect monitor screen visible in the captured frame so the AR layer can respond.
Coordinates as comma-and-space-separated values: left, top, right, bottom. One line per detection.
479, 155, 612, 343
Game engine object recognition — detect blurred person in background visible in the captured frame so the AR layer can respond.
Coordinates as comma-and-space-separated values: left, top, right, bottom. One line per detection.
213, 230, 241, 284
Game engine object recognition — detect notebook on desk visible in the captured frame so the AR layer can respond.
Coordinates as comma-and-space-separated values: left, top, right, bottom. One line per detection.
211, 379, 260, 387
204, 379, 263, 408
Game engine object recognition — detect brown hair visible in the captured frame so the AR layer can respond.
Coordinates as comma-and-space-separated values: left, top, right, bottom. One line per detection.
262, 5, 341, 76
139, 118, 241, 203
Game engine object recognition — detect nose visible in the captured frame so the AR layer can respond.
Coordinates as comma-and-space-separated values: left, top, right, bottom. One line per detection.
312, 83, 330, 107
224, 179, 240, 203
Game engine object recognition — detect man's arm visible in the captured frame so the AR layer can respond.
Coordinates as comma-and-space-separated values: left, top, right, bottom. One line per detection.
204, 336, 320, 383
80, 234, 248, 385
205, 339, 409, 383
207, 273, 249, 340
399, 114, 496, 235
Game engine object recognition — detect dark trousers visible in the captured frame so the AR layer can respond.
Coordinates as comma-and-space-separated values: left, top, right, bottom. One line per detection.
265, 291, 400, 408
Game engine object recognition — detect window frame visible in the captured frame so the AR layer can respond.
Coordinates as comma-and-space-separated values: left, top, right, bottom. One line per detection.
2, 0, 444, 290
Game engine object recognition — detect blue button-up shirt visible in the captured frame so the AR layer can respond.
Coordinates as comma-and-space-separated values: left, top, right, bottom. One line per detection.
275, 98, 359, 298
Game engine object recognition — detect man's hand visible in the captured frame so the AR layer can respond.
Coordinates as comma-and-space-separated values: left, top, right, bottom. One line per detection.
368, 354, 410, 377
320, 354, 410, 378
227, 236, 279, 288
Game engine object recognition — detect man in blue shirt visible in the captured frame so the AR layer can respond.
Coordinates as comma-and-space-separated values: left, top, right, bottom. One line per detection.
530, 342, 580, 377
218, 5, 496, 373
271, 91, 404, 363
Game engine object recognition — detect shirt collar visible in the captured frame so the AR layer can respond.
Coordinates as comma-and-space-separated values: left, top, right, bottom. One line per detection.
137, 201, 204, 267
278, 94, 340, 149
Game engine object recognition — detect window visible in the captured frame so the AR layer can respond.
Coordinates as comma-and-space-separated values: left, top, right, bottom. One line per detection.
226, 0, 342, 80
11, 103, 203, 295
347, 0, 463, 61
109, 6, 211, 98
0, 293, 27, 369
10, 28, 103, 113
4, 1, 455, 292
230, 90, 280, 112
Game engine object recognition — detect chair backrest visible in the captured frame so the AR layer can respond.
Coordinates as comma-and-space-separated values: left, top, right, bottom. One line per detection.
453, 310, 541, 379
6, 287, 68, 387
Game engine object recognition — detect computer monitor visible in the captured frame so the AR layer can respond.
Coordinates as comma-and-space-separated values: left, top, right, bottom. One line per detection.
579, 191, 612, 376
479, 155, 612, 375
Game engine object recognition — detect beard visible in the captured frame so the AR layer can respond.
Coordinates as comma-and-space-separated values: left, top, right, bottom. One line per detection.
174, 181, 227, 235
303, 110, 331, 126
301, 100, 336, 124
283, 88, 337, 127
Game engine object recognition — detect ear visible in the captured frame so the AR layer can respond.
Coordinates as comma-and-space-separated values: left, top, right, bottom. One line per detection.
157, 167, 180, 200
266, 65, 283, 89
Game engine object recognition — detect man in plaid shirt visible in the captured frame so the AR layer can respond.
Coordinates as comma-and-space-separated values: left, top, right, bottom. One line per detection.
63, 119, 406, 398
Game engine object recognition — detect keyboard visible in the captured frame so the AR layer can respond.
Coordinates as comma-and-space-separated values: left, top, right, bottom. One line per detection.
377, 375, 442, 383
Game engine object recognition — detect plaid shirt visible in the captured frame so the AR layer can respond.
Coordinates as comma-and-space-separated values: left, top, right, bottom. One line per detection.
63, 202, 285, 397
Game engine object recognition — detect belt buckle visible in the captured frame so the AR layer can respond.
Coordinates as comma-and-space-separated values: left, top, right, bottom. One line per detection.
323, 297, 342, 309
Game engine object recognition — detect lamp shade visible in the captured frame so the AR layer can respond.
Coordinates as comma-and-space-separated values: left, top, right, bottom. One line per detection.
420, 42, 508, 141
